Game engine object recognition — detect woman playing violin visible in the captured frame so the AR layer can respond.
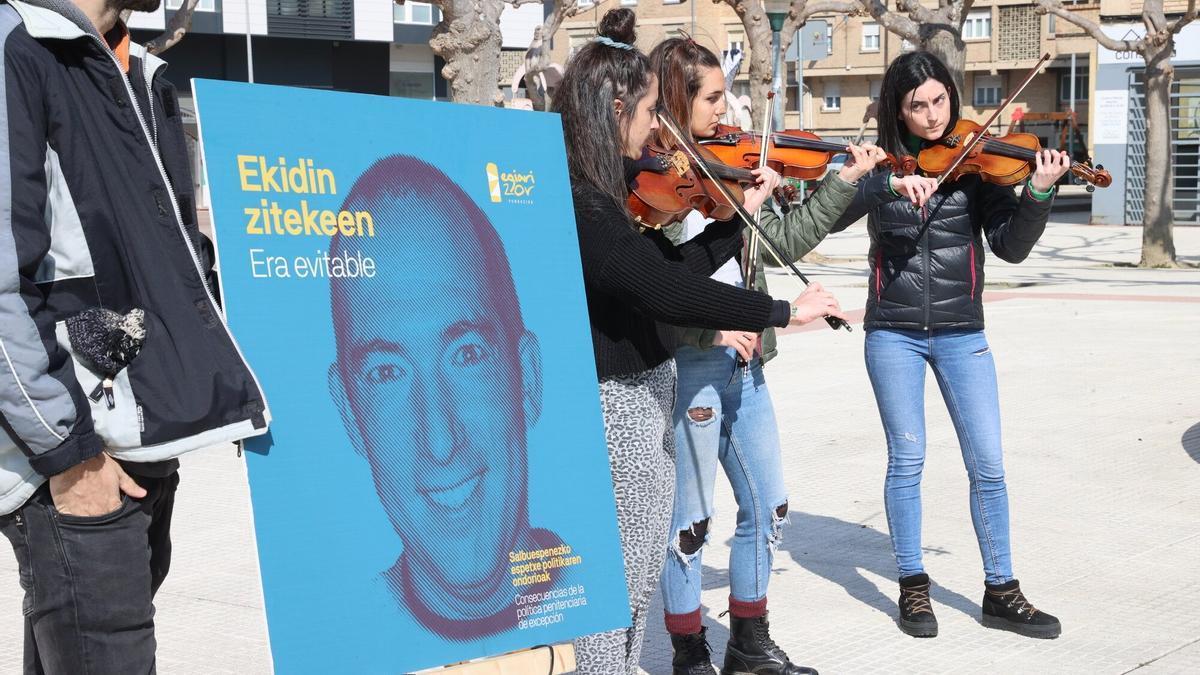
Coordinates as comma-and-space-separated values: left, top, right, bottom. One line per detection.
648, 36, 888, 675
831, 51, 1069, 640
553, 10, 848, 674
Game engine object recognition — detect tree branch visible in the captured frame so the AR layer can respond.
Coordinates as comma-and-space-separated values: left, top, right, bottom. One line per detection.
1034, 0, 1142, 52
859, 0, 921, 41
1170, 0, 1199, 35
794, 0, 860, 23
895, 0, 939, 25
146, 0, 200, 55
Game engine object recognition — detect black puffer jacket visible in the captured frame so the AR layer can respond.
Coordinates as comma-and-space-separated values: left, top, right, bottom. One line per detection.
833, 172, 1053, 331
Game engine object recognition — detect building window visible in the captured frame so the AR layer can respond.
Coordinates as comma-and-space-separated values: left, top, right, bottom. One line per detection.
1059, 71, 1089, 103
268, 0, 353, 38
727, 28, 744, 56
391, 72, 434, 100
861, 22, 880, 52
786, 62, 800, 112
578, 0, 594, 6
663, 0, 683, 4
869, 79, 881, 102
166, 0, 215, 10
823, 81, 840, 111
973, 75, 1002, 106
826, 23, 834, 55
963, 10, 992, 40
394, 2, 438, 25
620, 0, 637, 5
568, 32, 590, 60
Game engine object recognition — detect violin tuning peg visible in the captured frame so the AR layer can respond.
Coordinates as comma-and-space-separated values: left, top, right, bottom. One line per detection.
1096, 164, 1104, 171
1086, 184, 1095, 194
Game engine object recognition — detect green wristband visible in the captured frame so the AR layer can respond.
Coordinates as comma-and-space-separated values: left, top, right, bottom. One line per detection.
887, 175, 902, 198
1027, 178, 1055, 201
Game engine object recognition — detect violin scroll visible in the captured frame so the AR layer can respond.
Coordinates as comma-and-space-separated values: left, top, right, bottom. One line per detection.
1072, 162, 1111, 191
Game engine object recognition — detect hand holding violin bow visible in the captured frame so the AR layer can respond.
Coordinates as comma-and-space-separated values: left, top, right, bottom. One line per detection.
788, 282, 849, 327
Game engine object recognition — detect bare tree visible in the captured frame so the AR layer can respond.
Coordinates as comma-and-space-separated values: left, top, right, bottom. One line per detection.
1036, 0, 1196, 267
721, 0, 859, 121
854, 0, 975, 96
417, 0, 557, 106
423, 0, 507, 105
522, 0, 580, 110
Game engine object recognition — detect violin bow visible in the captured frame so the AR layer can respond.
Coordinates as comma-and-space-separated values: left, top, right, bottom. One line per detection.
935, 53, 1050, 186
742, 92, 774, 294
734, 92, 776, 365
658, 110, 851, 332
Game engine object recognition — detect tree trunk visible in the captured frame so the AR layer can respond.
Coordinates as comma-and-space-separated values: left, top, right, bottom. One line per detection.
1139, 38, 1178, 266
741, 6, 775, 123
430, 1, 506, 106
922, 26, 967, 96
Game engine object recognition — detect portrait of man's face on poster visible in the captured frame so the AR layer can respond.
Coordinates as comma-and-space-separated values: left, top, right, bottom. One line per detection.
325, 156, 559, 638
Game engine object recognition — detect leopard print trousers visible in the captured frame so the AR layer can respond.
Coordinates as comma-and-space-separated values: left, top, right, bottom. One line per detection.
574, 359, 677, 675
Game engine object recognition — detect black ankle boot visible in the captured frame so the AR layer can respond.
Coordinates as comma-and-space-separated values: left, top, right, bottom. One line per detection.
671, 626, 717, 675
981, 580, 1061, 639
898, 573, 938, 638
721, 612, 817, 675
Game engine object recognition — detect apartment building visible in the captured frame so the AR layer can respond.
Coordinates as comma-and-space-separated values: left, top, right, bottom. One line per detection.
128, 1, 395, 96
553, 1, 1095, 152
796, 1, 1096, 147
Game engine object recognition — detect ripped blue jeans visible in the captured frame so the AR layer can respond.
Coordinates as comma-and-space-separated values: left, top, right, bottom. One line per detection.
661, 345, 789, 616
865, 328, 1013, 586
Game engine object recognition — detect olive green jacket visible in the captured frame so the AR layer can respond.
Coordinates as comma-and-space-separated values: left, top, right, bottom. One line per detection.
663, 171, 858, 364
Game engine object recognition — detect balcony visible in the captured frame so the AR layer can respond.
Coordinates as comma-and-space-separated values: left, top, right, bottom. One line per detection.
267, 0, 353, 40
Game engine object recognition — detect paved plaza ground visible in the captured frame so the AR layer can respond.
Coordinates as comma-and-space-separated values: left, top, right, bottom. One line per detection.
3, 211, 1198, 674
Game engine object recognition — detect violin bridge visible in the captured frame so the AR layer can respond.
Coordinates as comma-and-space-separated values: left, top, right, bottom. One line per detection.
668, 151, 691, 176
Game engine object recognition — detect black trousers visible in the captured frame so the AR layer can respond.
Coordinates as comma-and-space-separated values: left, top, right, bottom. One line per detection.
1, 471, 179, 675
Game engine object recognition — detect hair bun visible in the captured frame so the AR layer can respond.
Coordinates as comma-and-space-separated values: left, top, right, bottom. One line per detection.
598, 8, 637, 46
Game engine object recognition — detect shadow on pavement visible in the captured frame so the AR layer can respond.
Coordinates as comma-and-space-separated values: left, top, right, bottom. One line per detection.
780, 512, 980, 622
1183, 422, 1200, 463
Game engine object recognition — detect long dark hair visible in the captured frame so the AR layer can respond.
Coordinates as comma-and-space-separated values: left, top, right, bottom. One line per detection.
877, 51, 961, 158
648, 36, 721, 146
552, 8, 652, 206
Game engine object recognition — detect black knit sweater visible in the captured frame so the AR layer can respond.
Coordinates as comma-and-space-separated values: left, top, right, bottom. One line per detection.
571, 179, 790, 379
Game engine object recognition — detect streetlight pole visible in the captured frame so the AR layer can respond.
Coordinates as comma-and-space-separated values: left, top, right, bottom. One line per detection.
244, 0, 255, 83
764, 1, 789, 132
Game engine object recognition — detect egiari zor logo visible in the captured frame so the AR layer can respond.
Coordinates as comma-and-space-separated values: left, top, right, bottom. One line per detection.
486, 162, 536, 204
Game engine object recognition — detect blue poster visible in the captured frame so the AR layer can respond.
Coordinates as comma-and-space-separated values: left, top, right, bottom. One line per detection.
193, 80, 629, 673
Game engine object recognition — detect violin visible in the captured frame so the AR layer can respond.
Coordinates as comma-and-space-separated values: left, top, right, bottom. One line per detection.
700, 124, 917, 180
626, 144, 796, 229
915, 119, 1111, 190
641, 111, 853, 332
